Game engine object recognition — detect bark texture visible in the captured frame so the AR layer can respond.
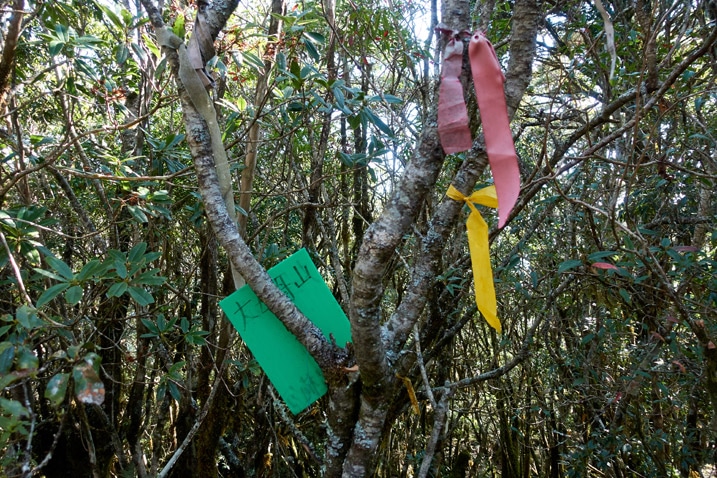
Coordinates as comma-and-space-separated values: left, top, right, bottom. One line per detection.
341, 1, 542, 476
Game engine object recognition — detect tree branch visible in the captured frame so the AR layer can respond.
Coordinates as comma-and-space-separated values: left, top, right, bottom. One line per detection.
140, 0, 347, 372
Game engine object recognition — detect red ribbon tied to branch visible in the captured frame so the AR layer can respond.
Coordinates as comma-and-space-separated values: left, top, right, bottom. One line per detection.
437, 38, 473, 154
437, 30, 520, 229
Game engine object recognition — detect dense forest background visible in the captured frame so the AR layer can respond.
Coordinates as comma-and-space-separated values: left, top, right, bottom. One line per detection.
1, 0, 716, 476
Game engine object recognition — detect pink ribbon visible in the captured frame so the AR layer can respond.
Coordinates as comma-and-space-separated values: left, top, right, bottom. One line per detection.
437, 38, 472, 154
469, 32, 519, 228
436, 30, 520, 229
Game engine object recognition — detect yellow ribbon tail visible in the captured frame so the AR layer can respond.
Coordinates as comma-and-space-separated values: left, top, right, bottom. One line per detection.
465, 209, 501, 333
447, 185, 502, 333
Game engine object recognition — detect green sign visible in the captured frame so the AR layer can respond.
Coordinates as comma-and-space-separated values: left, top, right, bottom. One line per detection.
219, 249, 352, 414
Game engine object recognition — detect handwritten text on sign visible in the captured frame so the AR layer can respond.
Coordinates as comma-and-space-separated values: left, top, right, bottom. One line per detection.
219, 249, 351, 414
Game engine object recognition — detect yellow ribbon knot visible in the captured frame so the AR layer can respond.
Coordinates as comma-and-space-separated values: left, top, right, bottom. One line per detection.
446, 185, 502, 333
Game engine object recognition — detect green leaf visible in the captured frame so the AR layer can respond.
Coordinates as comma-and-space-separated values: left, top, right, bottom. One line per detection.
134, 270, 166, 286
143, 33, 161, 58
0, 344, 15, 375
156, 382, 166, 402
236, 96, 247, 111
120, 7, 134, 27
15, 305, 42, 329
156, 314, 167, 332
54, 24, 70, 43
300, 65, 314, 79
107, 249, 125, 262
303, 38, 320, 61
289, 59, 301, 80
114, 259, 128, 279
107, 281, 128, 298
0, 397, 29, 418
73, 358, 105, 406
694, 96, 706, 113
127, 205, 148, 223
362, 108, 394, 137
65, 285, 83, 305
33, 268, 67, 282
75, 35, 103, 48
382, 94, 403, 104
242, 51, 265, 73
93, 1, 123, 30
44, 373, 70, 407
303, 31, 325, 44
333, 86, 350, 112
131, 42, 147, 64
144, 252, 161, 263
587, 250, 618, 262
65, 346, 80, 360
339, 152, 368, 167
0, 372, 19, 390
581, 333, 595, 345
128, 260, 144, 277
16, 347, 38, 371
45, 256, 73, 280
116, 43, 129, 64
287, 101, 305, 112
141, 318, 160, 336
270, 13, 296, 25
347, 114, 362, 130
186, 330, 209, 346
168, 361, 186, 377
128, 242, 148, 264
276, 51, 286, 72
172, 13, 186, 39
168, 381, 181, 401
75, 259, 106, 281
48, 40, 64, 57
150, 190, 171, 202
557, 259, 583, 273
128, 287, 154, 306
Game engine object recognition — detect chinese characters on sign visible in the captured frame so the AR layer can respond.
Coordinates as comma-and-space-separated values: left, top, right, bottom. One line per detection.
219, 249, 352, 414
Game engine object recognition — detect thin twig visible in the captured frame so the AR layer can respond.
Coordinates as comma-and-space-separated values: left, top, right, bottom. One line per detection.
29, 412, 67, 476
413, 324, 437, 409
416, 387, 454, 478
156, 358, 229, 478
269, 388, 323, 465
22, 381, 35, 477
0, 228, 34, 306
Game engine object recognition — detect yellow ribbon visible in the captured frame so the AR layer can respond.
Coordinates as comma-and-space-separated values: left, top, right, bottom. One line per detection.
446, 185, 502, 333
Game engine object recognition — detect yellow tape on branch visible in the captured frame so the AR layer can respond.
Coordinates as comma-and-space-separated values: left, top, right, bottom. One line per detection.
446, 185, 501, 333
